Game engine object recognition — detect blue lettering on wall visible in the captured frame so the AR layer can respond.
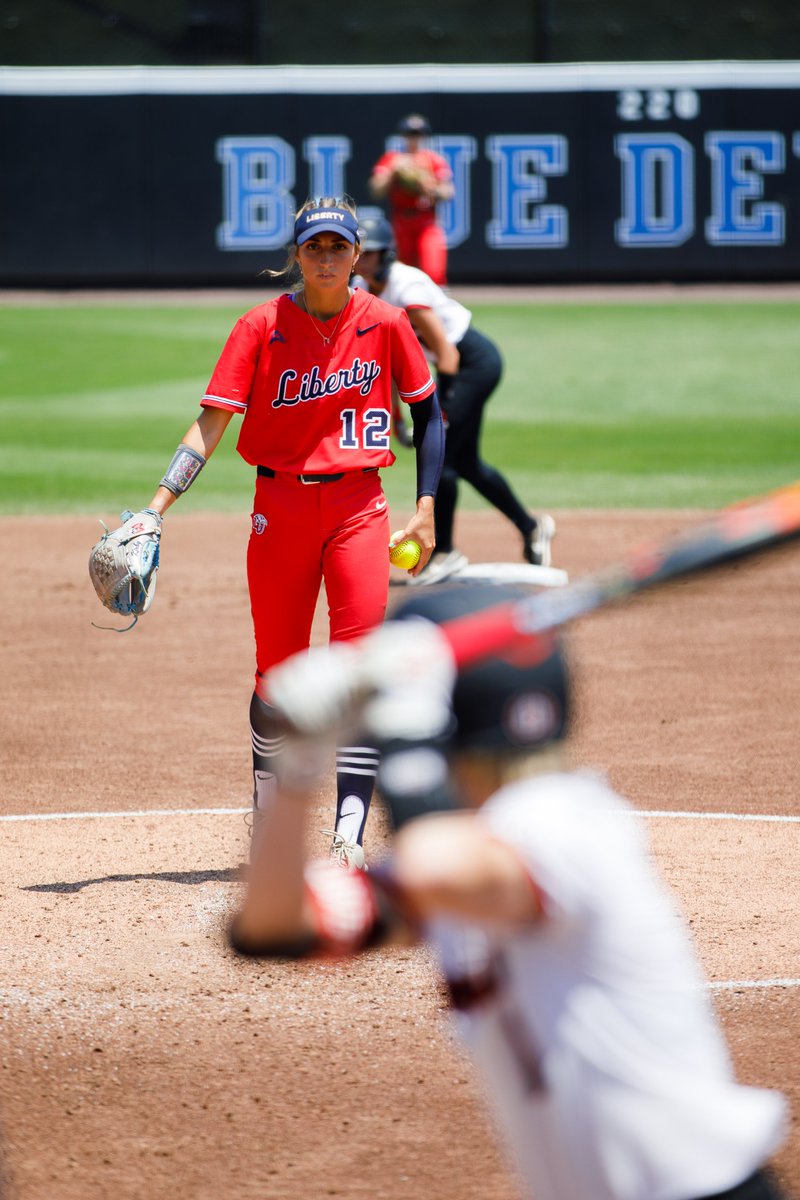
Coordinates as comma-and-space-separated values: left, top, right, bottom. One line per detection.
486, 135, 568, 248
433, 135, 477, 250
216, 136, 295, 250
215, 128, 794, 256
303, 136, 351, 200
615, 133, 694, 247
705, 132, 785, 245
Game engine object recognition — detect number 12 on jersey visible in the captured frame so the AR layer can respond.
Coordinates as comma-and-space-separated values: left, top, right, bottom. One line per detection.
339, 408, 391, 450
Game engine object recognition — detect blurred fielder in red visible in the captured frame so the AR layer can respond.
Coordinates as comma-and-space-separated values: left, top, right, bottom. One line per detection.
369, 113, 454, 286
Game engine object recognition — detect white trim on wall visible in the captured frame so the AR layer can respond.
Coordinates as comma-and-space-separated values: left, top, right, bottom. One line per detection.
1, 61, 800, 96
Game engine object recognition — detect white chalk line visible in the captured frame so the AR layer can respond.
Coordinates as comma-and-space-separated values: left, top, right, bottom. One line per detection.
708, 979, 800, 991
0, 807, 798, 823
0, 807, 250, 821
639, 810, 800, 823
0, 805, 796, 994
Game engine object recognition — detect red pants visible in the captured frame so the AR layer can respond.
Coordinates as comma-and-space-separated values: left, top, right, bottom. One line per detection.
247, 468, 390, 681
393, 216, 448, 286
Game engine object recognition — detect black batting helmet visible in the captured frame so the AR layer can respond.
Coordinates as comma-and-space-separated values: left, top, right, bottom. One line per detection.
357, 213, 397, 281
391, 583, 570, 755
358, 213, 395, 252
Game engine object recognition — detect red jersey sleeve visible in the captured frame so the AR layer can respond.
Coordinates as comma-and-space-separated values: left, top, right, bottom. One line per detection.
201, 306, 274, 415
370, 150, 396, 182
428, 150, 453, 184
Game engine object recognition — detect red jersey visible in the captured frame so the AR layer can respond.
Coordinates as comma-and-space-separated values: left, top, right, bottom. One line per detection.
201, 289, 435, 475
372, 148, 453, 217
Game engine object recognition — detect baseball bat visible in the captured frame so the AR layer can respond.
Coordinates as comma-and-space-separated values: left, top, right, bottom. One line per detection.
441, 481, 800, 669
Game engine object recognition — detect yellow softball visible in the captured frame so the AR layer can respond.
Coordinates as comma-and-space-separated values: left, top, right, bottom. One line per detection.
389, 531, 422, 570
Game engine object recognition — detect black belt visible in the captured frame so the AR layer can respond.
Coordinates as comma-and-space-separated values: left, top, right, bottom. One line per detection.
257, 465, 377, 485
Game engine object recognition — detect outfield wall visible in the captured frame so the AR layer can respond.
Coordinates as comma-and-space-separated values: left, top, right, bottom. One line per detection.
2, 62, 800, 286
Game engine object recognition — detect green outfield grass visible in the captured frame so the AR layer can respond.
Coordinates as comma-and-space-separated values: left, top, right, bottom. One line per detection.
0, 298, 797, 516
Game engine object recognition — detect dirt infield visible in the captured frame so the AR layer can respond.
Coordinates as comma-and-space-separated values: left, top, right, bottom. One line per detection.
1, 508, 798, 1200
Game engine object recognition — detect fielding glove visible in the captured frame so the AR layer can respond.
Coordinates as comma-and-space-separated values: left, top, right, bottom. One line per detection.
88, 508, 162, 630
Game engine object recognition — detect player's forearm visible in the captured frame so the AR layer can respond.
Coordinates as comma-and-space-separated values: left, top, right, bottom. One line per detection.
147, 407, 233, 513
391, 815, 543, 926
404, 496, 436, 573
147, 485, 180, 516
411, 393, 445, 504
368, 172, 390, 200
184, 406, 234, 459
231, 789, 314, 953
232, 732, 334, 955
436, 344, 460, 375
425, 331, 457, 374
407, 309, 455, 373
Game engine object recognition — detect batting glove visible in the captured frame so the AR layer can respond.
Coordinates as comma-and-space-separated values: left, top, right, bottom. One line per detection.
264, 619, 456, 743
263, 642, 365, 737
359, 619, 456, 743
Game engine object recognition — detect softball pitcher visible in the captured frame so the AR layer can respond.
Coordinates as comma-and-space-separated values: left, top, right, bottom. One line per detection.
113, 197, 444, 868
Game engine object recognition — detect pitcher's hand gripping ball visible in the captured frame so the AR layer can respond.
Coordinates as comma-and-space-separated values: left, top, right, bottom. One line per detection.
389, 531, 422, 571
88, 508, 162, 630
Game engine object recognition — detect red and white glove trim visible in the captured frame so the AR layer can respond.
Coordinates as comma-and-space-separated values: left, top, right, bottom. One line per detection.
304, 860, 380, 956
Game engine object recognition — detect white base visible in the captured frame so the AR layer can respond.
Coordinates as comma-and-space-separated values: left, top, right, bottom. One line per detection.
402, 562, 569, 587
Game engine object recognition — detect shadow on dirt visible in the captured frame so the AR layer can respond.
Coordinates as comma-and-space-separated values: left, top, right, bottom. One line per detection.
21, 868, 242, 894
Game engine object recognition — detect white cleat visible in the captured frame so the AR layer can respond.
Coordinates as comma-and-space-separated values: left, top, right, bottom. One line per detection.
321, 829, 367, 871
523, 514, 556, 568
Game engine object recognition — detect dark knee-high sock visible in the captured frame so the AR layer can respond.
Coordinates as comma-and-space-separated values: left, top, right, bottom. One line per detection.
335, 743, 379, 846
249, 688, 285, 814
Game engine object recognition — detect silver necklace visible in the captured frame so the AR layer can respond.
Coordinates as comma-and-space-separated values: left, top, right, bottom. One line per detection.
301, 293, 347, 345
